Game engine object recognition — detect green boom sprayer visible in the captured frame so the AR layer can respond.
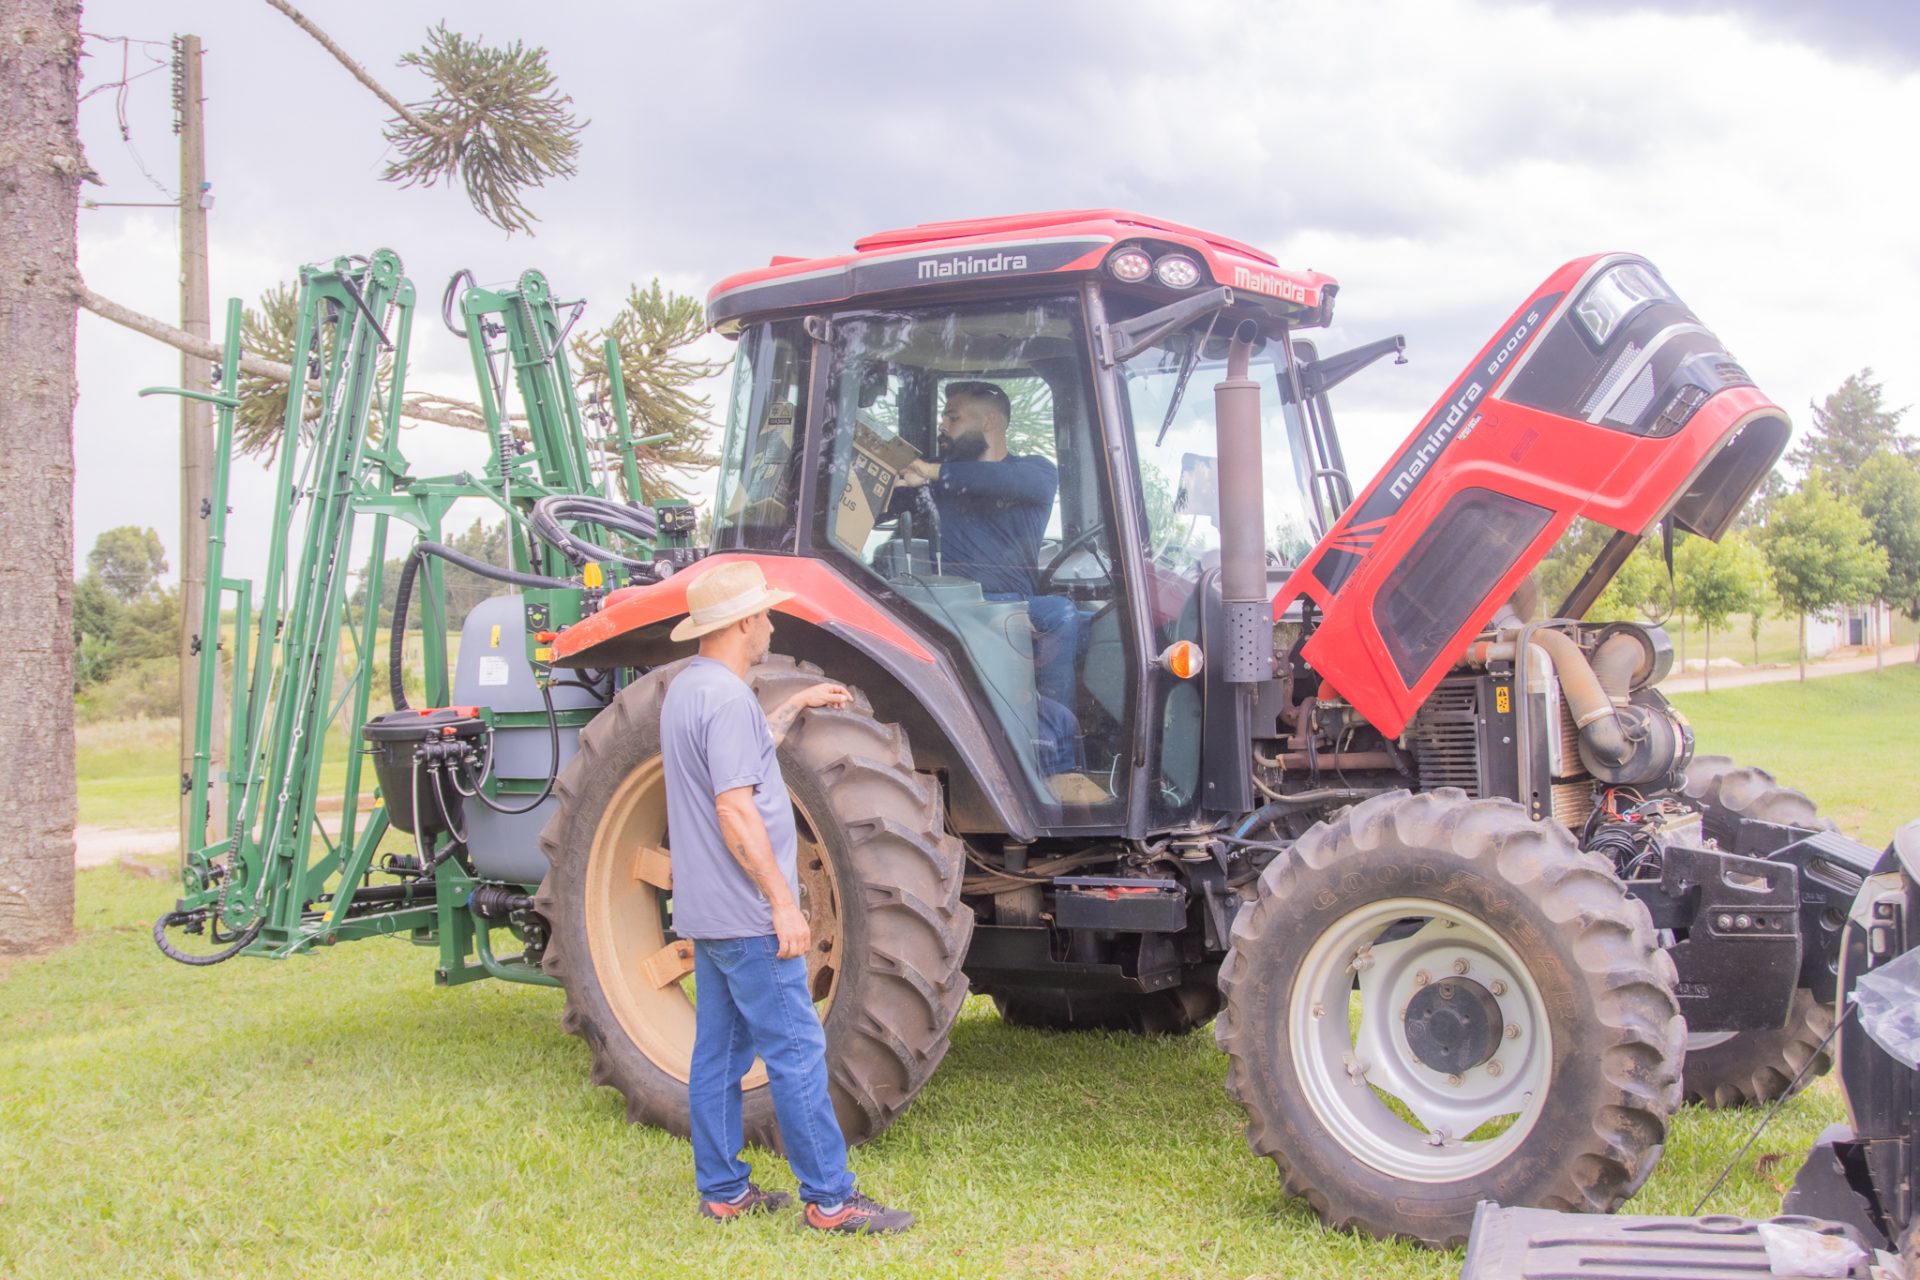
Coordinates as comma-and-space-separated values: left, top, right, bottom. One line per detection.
148, 250, 688, 982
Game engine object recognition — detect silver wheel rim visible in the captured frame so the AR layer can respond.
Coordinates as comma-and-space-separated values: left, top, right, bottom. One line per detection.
1291, 897, 1554, 1182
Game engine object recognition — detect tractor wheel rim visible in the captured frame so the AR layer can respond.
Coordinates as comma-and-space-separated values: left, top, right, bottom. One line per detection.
1291, 897, 1553, 1183
583, 755, 843, 1086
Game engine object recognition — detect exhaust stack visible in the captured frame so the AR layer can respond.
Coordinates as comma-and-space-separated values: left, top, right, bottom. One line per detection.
1215, 320, 1272, 683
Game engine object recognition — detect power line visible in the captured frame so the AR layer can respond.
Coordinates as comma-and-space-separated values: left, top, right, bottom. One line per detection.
79, 31, 177, 201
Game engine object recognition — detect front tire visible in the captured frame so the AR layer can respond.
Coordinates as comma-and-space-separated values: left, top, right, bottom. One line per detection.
1679, 756, 1838, 1107
535, 655, 972, 1148
1216, 789, 1682, 1248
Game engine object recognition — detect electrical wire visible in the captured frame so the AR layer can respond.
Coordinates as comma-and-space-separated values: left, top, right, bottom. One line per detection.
1689, 1001, 1853, 1215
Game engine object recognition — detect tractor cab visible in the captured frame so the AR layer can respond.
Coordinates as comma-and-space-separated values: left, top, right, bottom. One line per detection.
686, 211, 1351, 835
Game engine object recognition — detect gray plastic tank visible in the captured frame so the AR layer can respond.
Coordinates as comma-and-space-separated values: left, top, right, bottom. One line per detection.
451, 595, 602, 884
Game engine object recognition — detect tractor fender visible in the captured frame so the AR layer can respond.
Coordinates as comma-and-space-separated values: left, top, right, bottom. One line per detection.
552, 554, 1040, 841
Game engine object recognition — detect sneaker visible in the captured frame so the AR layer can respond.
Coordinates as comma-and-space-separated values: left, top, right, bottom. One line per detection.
698, 1182, 792, 1221
803, 1192, 916, 1235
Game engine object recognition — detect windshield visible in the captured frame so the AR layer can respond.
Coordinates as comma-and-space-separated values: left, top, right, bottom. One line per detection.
1120, 322, 1320, 590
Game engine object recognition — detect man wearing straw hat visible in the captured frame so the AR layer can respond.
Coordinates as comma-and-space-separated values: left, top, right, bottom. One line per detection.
661, 560, 916, 1235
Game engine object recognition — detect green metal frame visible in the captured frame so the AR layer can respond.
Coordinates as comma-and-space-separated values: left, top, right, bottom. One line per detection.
147, 253, 658, 983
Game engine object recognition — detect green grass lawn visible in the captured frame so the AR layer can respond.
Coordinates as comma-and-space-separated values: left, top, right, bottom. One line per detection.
1670, 663, 1920, 845
17, 670, 1913, 1278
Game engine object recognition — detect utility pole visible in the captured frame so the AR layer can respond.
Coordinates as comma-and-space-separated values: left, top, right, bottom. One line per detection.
173, 35, 214, 843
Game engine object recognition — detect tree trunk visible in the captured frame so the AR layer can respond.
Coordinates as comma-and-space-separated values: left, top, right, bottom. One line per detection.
1799, 614, 1807, 682
0, 0, 80, 956
1703, 625, 1711, 693
1875, 602, 1884, 673
1679, 614, 1687, 673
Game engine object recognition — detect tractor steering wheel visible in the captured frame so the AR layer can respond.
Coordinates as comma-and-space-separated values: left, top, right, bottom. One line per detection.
1041, 522, 1110, 589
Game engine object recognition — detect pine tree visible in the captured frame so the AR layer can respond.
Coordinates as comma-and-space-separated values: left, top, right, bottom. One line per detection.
1787, 369, 1914, 490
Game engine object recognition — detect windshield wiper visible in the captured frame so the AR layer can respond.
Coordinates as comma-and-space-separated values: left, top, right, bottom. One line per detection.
1154, 311, 1219, 448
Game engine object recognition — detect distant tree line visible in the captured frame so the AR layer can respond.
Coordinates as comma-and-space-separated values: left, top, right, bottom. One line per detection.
1541, 369, 1919, 687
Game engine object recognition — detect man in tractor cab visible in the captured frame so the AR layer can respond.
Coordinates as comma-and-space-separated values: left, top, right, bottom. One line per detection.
894, 380, 1089, 789
660, 561, 915, 1235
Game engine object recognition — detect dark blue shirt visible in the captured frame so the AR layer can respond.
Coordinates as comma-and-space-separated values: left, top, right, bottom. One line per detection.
930, 455, 1057, 597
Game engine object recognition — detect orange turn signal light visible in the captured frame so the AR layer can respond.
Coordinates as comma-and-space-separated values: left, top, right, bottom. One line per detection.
1158, 640, 1204, 680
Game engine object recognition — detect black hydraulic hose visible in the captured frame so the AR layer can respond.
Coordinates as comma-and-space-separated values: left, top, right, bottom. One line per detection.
390, 549, 421, 710
458, 683, 561, 816
529, 495, 659, 572
1233, 788, 1388, 839
418, 541, 574, 590
389, 543, 574, 710
154, 909, 264, 966
429, 760, 469, 845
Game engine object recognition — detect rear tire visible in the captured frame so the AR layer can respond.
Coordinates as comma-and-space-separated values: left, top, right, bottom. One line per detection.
1217, 789, 1682, 1247
1679, 756, 1838, 1108
536, 654, 972, 1148
991, 983, 1220, 1035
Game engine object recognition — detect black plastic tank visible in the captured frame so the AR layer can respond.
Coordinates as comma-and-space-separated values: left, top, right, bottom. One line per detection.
362, 707, 486, 836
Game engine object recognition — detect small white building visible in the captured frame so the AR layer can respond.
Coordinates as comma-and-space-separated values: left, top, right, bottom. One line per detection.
1804, 602, 1895, 658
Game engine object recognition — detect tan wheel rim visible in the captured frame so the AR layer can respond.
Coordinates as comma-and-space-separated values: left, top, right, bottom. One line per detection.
583, 754, 843, 1086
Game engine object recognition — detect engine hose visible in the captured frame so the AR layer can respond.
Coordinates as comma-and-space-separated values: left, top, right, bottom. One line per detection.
153, 909, 264, 966
389, 543, 574, 710
1233, 787, 1388, 839
529, 495, 659, 572
457, 682, 561, 816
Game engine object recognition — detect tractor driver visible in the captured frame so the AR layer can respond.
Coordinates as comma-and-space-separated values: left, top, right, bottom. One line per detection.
894, 381, 1087, 787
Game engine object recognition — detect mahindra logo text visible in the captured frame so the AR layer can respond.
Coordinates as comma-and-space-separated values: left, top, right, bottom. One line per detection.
917, 251, 1028, 280
1385, 308, 1541, 501
1232, 265, 1309, 304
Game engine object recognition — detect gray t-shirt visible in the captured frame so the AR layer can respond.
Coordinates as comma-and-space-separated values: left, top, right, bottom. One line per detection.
660, 657, 798, 940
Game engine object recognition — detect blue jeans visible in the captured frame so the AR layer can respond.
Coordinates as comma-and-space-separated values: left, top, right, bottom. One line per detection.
689, 935, 856, 1206
983, 592, 1078, 709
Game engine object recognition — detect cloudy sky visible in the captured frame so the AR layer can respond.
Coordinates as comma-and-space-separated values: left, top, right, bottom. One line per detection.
73, 0, 1920, 581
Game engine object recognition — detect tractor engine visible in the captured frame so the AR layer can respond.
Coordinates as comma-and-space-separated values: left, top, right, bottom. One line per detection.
1404, 620, 1693, 830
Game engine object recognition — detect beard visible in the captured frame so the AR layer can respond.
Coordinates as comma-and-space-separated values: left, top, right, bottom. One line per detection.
940, 430, 989, 463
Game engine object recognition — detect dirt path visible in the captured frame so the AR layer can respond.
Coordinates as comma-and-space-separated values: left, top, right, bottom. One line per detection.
75, 825, 177, 869
75, 806, 372, 868
1660, 646, 1915, 695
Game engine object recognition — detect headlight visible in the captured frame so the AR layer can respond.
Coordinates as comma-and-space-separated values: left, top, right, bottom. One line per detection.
1575, 263, 1673, 345
1107, 248, 1153, 283
1154, 255, 1202, 289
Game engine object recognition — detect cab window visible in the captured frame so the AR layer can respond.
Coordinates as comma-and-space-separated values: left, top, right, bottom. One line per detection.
815, 299, 1126, 821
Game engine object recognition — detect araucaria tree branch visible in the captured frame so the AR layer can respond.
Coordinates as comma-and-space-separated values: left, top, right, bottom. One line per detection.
259, 0, 433, 134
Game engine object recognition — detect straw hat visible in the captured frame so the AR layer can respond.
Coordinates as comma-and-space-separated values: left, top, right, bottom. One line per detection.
669, 561, 796, 642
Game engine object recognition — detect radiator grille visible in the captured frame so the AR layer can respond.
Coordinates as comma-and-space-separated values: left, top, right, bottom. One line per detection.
1552, 779, 1595, 828
1555, 697, 1583, 778
1408, 677, 1482, 796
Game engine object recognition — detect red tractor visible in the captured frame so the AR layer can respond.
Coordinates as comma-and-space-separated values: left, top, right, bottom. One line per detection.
538, 210, 1874, 1246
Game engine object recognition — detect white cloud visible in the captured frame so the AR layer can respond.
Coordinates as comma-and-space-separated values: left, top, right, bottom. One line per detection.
73, 0, 1920, 580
